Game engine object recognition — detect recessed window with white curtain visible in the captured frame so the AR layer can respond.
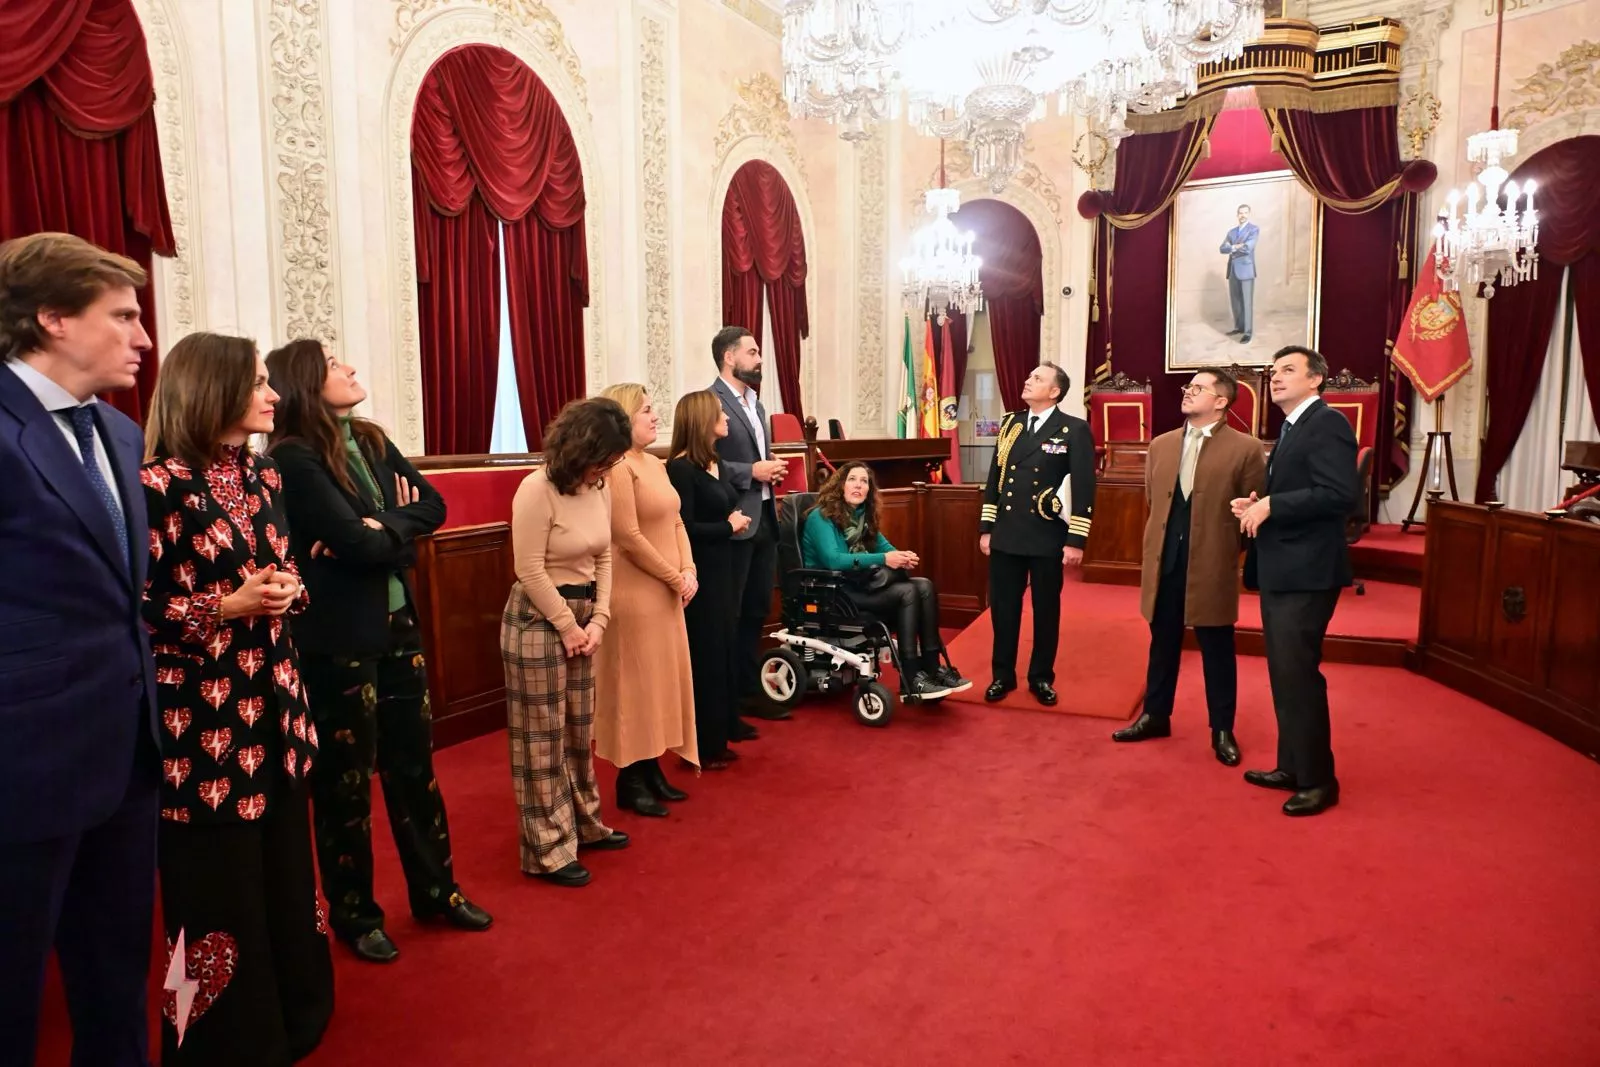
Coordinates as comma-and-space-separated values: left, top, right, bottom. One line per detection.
760, 297, 783, 416
488, 222, 529, 454
1501, 274, 1597, 512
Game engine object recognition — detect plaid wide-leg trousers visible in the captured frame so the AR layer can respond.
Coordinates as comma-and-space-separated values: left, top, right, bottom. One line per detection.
501, 585, 613, 874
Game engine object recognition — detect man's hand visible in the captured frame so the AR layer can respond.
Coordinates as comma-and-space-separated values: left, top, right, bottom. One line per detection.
1230, 491, 1259, 519
1063, 546, 1083, 566
979, 533, 991, 556
884, 550, 918, 570
579, 621, 605, 656
1239, 495, 1271, 537
752, 459, 787, 483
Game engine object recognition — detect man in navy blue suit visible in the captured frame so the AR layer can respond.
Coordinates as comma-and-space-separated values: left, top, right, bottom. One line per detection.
1219, 203, 1258, 343
0, 233, 162, 1066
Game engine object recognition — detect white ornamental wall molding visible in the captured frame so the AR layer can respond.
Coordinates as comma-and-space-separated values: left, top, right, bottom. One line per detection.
264, 0, 341, 345
639, 13, 674, 426
709, 122, 820, 416
131, 0, 202, 347
854, 127, 887, 431
391, 0, 590, 108
385, 5, 606, 453
714, 74, 808, 192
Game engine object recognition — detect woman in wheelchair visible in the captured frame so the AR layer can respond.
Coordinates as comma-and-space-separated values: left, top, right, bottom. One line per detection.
801, 463, 971, 699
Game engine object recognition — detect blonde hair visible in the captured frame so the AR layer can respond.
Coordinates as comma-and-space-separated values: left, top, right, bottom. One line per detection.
600, 382, 648, 421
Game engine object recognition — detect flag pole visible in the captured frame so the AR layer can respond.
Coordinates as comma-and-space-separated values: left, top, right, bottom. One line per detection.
1400, 394, 1460, 531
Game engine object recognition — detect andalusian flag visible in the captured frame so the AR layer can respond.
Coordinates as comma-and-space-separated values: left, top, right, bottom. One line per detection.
897, 313, 918, 437
920, 317, 939, 440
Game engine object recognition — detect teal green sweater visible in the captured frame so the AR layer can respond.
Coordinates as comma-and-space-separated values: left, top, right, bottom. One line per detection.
801, 506, 895, 572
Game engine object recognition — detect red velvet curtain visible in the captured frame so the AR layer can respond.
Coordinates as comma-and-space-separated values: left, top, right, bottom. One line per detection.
0, 0, 175, 423
951, 198, 1044, 405
721, 161, 809, 418
1476, 135, 1600, 502
411, 45, 587, 453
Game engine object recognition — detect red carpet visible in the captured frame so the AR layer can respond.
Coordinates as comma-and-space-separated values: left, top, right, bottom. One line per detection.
943, 572, 1148, 720
1349, 524, 1426, 586
34, 657, 1600, 1065
1238, 580, 1420, 642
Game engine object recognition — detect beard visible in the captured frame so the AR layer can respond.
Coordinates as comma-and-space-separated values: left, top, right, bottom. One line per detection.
734, 365, 763, 391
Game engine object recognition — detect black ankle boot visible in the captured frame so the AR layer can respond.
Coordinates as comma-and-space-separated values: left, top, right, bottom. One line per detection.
645, 758, 688, 802
616, 765, 668, 817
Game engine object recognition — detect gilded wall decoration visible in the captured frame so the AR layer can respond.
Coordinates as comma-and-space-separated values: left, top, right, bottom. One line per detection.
855, 129, 887, 431
713, 74, 808, 188
640, 15, 674, 421
1503, 41, 1600, 130
265, 0, 340, 346
385, 7, 605, 451
130, 0, 200, 344
390, 0, 589, 107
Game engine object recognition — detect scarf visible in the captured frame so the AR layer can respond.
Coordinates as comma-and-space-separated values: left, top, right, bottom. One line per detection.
341, 417, 407, 614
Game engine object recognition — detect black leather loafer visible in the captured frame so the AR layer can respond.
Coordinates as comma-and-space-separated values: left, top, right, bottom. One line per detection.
579, 830, 630, 851
1212, 730, 1241, 766
531, 861, 591, 887
1029, 682, 1059, 707
425, 892, 492, 931
985, 680, 1016, 703
1283, 781, 1340, 817
1243, 768, 1298, 791
348, 929, 399, 963
1112, 714, 1171, 742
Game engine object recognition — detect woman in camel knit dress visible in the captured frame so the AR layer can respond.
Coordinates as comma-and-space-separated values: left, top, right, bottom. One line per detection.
593, 384, 699, 816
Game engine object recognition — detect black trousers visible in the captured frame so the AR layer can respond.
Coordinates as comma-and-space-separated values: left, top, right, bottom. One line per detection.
729, 500, 778, 703
0, 762, 157, 1067
1259, 588, 1341, 788
300, 609, 457, 939
1143, 566, 1237, 730
846, 575, 942, 674
988, 548, 1064, 686
158, 784, 334, 1066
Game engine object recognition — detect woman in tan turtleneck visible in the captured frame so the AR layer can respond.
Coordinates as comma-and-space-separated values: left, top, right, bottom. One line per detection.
502, 397, 633, 888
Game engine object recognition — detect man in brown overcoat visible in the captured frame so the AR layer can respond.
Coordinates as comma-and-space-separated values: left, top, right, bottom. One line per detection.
1113, 368, 1266, 764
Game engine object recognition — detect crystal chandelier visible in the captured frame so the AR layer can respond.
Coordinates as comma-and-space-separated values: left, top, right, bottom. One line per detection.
782, 0, 1265, 188
900, 146, 984, 314
1431, 0, 1540, 297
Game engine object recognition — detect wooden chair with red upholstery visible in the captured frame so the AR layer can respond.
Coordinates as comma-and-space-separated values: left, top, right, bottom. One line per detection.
1324, 368, 1380, 547
770, 412, 805, 444
1224, 363, 1266, 437
1088, 372, 1153, 459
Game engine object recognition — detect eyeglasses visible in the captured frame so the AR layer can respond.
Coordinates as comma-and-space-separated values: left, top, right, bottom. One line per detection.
1181, 384, 1218, 396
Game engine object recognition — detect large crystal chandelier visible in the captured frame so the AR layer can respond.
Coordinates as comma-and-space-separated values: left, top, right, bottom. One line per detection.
782, 0, 1266, 188
1431, 0, 1540, 297
900, 145, 984, 314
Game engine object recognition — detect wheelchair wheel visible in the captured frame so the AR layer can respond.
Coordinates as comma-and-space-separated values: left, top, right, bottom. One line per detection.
853, 680, 894, 728
759, 647, 807, 707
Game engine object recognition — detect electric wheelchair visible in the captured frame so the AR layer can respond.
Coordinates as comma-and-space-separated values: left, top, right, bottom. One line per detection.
756, 492, 954, 727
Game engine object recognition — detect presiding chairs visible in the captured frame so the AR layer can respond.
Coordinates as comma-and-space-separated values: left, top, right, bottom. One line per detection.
1088, 371, 1153, 452
770, 412, 805, 444
1323, 368, 1381, 452
1226, 363, 1267, 437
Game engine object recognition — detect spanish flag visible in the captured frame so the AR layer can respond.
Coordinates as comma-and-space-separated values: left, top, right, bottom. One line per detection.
920, 317, 939, 441
1391, 248, 1473, 403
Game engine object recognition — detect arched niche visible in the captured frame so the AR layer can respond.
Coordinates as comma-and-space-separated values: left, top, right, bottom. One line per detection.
384, 7, 604, 454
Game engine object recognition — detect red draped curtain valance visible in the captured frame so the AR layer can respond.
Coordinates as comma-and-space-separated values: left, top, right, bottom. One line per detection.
950, 198, 1044, 406
1078, 101, 1436, 504
411, 44, 587, 453
721, 161, 809, 419
1477, 135, 1600, 503
0, 0, 175, 422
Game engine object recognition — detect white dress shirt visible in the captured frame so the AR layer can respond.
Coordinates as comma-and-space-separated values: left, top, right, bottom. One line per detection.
716, 376, 771, 501
5, 358, 124, 508
1283, 394, 1321, 427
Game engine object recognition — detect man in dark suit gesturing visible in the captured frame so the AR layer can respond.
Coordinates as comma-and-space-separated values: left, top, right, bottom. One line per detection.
1232, 345, 1358, 816
0, 233, 163, 1065
711, 325, 790, 729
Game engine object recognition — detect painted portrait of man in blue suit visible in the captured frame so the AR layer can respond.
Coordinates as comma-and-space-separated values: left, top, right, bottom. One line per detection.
1219, 203, 1258, 343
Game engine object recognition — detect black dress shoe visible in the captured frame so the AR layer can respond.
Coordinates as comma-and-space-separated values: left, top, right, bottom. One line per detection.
1112, 713, 1171, 742
579, 830, 631, 851
743, 698, 792, 721
531, 861, 591, 887
729, 719, 760, 742
1240, 333, 1252, 344
1243, 768, 1298, 791
347, 929, 399, 963
616, 767, 669, 817
645, 759, 687, 801
1283, 781, 1339, 817
1212, 730, 1241, 766
1029, 682, 1058, 707
984, 680, 1016, 703
418, 892, 492, 931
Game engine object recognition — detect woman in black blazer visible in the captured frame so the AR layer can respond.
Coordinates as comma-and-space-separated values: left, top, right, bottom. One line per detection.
266, 339, 490, 963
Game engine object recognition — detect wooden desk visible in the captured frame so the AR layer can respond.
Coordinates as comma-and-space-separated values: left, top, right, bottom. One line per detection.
1415, 501, 1600, 759
1082, 442, 1149, 587
810, 438, 952, 489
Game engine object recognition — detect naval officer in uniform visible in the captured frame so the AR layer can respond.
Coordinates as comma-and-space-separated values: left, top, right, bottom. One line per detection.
979, 362, 1096, 706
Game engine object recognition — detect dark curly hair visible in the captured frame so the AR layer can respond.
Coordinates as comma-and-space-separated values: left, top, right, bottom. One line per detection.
542, 397, 632, 495
815, 461, 881, 549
